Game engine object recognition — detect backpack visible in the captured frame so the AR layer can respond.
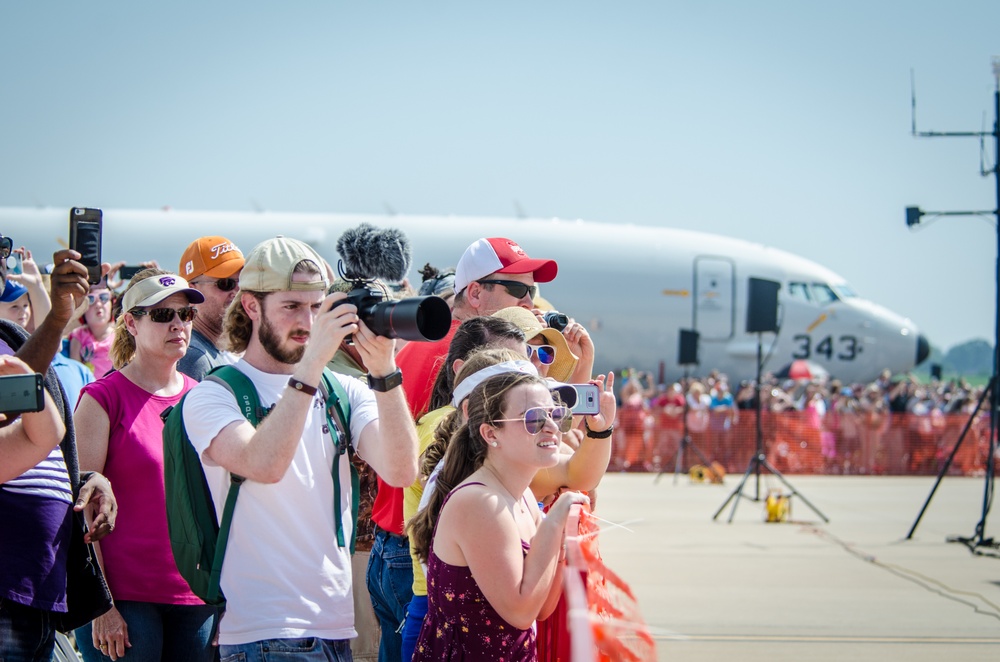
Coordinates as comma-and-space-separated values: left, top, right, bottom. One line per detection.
162, 365, 355, 606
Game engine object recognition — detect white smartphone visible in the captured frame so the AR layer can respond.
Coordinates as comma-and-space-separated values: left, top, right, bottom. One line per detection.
570, 383, 601, 415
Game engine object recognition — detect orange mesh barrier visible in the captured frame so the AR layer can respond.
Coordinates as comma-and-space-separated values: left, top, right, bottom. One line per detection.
559, 505, 657, 662
613, 411, 997, 476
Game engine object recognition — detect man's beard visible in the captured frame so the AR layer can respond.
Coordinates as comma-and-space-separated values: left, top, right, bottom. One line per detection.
258, 314, 306, 365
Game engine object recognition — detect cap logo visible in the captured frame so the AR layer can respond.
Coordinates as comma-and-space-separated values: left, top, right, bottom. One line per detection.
184, 260, 194, 275
210, 241, 238, 260
506, 240, 527, 258
158, 276, 176, 287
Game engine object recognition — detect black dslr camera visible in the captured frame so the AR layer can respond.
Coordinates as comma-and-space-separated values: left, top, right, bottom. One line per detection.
337, 224, 452, 342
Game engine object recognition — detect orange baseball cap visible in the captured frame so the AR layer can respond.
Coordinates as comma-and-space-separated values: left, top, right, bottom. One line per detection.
179, 236, 244, 280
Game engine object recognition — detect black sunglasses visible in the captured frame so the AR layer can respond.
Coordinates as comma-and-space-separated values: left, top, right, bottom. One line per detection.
476, 279, 537, 301
130, 306, 198, 323
192, 277, 238, 292
0, 235, 11, 261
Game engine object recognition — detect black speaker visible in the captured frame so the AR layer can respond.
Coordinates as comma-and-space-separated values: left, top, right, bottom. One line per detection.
678, 329, 699, 366
746, 277, 780, 333
930, 363, 942, 381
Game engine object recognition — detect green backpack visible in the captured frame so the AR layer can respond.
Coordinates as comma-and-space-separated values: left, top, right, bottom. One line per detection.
162, 365, 357, 607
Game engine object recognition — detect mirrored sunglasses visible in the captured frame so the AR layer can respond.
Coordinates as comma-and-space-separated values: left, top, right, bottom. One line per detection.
87, 292, 112, 306
0, 236, 11, 260
496, 406, 573, 435
526, 344, 556, 365
193, 277, 238, 292
130, 306, 197, 323
476, 279, 537, 301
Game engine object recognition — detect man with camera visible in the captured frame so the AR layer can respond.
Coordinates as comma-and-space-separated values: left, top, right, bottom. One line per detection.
181, 237, 418, 660
0, 231, 118, 660
176, 235, 245, 381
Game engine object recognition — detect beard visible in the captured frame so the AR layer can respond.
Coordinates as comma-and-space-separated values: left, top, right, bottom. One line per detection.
258, 313, 307, 365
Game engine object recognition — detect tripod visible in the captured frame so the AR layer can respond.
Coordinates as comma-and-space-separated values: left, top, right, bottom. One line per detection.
712, 332, 829, 523
655, 368, 722, 485
905, 376, 999, 555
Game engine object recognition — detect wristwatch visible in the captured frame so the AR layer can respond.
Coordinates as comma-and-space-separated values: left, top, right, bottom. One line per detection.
368, 369, 403, 393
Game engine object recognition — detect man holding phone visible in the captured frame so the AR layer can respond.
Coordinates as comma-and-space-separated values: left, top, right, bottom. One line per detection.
0, 223, 118, 661
177, 235, 245, 381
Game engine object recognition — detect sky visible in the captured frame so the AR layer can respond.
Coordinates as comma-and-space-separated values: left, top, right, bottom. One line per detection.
0, 1, 998, 353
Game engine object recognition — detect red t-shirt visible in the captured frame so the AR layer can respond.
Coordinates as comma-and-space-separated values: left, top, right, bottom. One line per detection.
370, 319, 459, 534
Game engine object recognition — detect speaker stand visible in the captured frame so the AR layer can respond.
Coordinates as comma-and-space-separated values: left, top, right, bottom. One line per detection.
711, 332, 829, 523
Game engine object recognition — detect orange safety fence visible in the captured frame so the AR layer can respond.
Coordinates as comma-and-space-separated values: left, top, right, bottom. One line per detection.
553, 504, 656, 662
611, 411, 998, 476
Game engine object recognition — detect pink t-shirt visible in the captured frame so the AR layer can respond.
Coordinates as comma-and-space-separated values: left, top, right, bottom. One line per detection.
69, 326, 114, 378
79, 370, 203, 605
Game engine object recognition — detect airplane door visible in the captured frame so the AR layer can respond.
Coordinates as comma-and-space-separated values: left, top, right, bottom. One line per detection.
693, 257, 735, 340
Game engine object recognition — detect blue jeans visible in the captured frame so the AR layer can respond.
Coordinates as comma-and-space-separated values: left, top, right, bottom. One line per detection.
220, 638, 352, 662
76, 600, 218, 662
366, 527, 413, 662
399, 594, 427, 662
0, 598, 56, 662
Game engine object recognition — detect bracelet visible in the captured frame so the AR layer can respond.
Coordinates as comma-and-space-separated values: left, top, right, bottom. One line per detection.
287, 377, 318, 397
584, 421, 614, 439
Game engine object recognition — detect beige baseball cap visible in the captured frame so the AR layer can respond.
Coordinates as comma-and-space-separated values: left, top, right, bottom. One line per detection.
121, 273, 204, 312
238, 237, 329, 292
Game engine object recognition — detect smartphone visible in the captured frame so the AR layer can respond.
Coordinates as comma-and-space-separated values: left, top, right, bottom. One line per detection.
118, 265, 144, 280
570, 383, 601, 415
6, 252, 22, 275
0, 373, 45, 416
69, 207, 103, 284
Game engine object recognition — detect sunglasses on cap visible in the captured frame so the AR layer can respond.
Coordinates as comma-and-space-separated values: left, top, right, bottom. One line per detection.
130, 306, 198, 323
192, 277, 238, 292
526, 344, 556, 365
87, 292, 112, 306
0, 235, 11, 260
476, 279, 537, 301
495, 405, 573, 435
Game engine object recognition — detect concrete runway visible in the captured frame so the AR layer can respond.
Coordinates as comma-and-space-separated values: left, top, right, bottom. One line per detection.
591, 473, 1000, 662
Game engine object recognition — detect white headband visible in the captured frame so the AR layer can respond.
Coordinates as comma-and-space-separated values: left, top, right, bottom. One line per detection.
450, 360, 538, 408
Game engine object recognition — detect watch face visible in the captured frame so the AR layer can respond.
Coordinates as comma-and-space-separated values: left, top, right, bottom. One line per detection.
370, 370, 403, 392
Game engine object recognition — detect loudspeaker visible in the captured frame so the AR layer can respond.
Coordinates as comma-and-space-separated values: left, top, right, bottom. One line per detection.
746, 277, 780, 333
678, 329, 699, 366
930, 363, 942, 381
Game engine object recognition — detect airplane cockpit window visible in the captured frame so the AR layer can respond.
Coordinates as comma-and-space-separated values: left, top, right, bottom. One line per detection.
811, 283, 839, 305
788, 282, 812, 302
832, 284, 857, 299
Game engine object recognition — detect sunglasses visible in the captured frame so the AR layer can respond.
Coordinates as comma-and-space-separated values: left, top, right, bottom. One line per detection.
193, 277, 239, 292
0, 236, 11, 260
87, 292, 112, 306
526, 344, 556, 365
496, 406, 573, 435
476, 279, 537, 301
130, 306, 197, 323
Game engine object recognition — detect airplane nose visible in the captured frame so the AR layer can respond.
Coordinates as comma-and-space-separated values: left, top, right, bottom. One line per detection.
916, 333, 930, 366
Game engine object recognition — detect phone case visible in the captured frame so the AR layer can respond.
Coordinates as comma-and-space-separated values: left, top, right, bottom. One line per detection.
69, 207, 103, 284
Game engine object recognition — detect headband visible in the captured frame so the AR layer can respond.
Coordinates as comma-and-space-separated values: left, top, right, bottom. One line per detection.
450, 360, 538, 408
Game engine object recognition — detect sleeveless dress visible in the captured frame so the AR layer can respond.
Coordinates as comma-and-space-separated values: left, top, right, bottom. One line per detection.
413, 482, 537, 662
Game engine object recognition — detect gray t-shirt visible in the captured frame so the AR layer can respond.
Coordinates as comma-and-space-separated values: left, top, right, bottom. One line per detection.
177, 329, 236, 381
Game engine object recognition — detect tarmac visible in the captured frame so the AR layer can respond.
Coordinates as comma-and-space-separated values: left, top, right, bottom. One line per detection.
591, 472, 1000, 662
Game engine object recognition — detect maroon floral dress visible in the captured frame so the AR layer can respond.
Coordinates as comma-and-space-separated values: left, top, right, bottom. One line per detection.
413, 482, 536, 661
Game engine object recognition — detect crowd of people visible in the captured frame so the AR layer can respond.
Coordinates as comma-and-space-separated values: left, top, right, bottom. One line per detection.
0, 227, 616, 662
612, 367, 993, 476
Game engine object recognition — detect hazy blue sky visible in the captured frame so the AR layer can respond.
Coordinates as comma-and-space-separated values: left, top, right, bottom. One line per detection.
1, 1, 997, 352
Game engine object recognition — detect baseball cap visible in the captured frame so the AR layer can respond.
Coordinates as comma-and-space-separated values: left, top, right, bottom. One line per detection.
454, 238, 557, 295
239, 237, 329, 293
0, 279, 28, 303
121, 274, 205, 312
491, 306, 579, 382
179, 236, 244, 280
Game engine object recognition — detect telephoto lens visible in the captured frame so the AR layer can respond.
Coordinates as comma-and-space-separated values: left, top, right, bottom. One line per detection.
543, 311, 569, 332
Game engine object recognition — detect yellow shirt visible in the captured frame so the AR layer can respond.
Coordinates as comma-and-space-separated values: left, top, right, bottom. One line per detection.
405, 405, 455, 596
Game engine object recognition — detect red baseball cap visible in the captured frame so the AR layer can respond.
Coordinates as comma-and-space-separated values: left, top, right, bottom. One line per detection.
454, 237, 558, 294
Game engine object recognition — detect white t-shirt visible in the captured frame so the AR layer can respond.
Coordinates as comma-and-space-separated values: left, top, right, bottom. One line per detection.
183, 359, 379, 645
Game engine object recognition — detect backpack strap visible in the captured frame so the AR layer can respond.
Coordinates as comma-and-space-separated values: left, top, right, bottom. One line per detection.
201, 365, 263, 604
319, 369, 359, 553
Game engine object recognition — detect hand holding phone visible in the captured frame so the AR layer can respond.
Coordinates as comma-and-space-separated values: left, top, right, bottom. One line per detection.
69, 207, 103, 284
6, 250, 23, 275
